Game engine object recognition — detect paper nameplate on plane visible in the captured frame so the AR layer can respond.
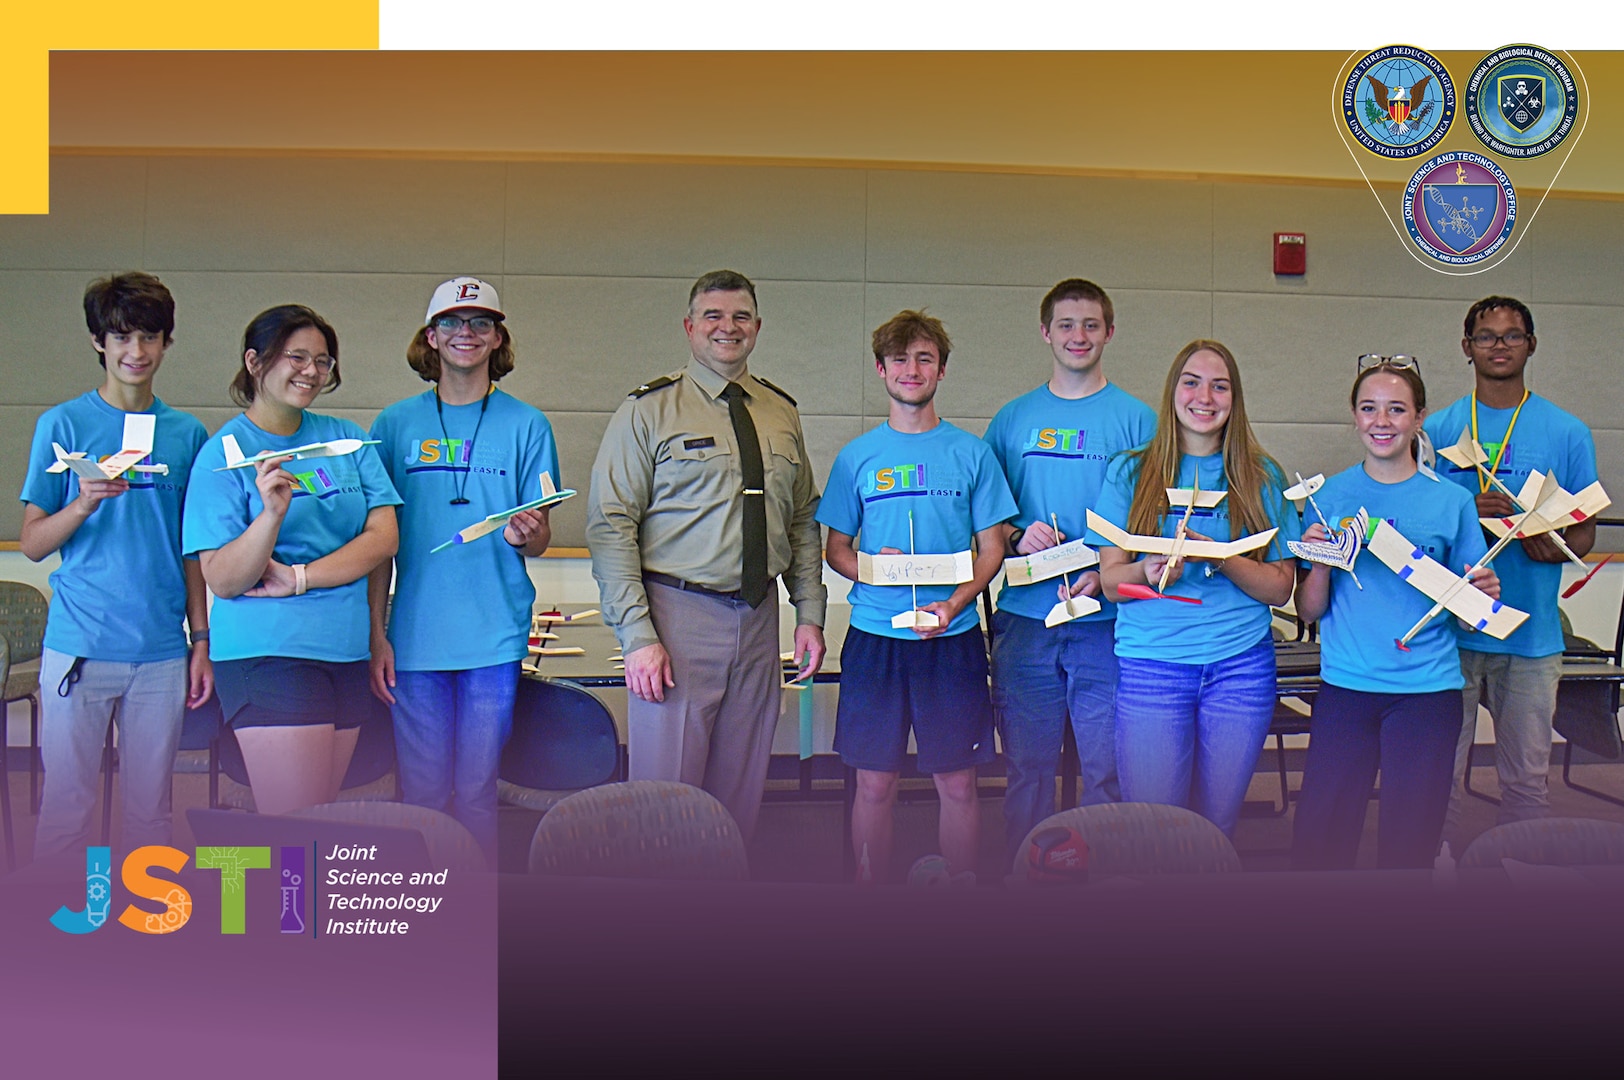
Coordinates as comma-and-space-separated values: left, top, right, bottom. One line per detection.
858, 551, 973, 586
1043, 593, 1103, 627
890, 609, 942, 630
1166, 487, 1227, 508
1003, 538, 1100, 586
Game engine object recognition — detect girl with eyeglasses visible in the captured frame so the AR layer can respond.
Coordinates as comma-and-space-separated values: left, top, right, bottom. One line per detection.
366, 278, 558, 868
183, 305, 401, 815
1087, 340, 1299, 837
1291, 357, 1499, 869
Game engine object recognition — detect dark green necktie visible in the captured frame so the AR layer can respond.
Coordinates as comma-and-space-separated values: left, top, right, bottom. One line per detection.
722, 381, 770, 608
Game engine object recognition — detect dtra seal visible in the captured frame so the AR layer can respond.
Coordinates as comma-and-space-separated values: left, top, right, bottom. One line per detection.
1465, 44, 1579, 158
1343, 46, 1455, 158
1403, 152, 1517, 266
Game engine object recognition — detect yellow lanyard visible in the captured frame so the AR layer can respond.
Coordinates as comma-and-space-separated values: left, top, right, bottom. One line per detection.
1470, 389, 1529, 494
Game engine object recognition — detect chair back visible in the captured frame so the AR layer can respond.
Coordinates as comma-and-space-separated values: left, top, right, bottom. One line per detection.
1012, 802, 1243, 879
0, 582, 47, 667
1459, 817, 1624, 869
501, 676, 620, 791
289, 802, 486, 873
528, 780, 748, 881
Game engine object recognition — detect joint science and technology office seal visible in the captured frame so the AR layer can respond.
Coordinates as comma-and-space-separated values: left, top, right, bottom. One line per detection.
1465, 45, 1578, 158
1343, 46, 1455, 158
1403, 152, 1517, 266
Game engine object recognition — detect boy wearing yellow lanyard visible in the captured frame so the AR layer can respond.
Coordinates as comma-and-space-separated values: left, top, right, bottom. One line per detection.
1424, 297, 1599, 842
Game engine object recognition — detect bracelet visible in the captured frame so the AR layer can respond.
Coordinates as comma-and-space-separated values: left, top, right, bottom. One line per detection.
1007, 527, 1025, 554
293, 563, 308, 596
189, 630, 209, 646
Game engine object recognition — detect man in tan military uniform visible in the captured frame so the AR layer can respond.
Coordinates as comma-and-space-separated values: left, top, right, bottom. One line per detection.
587, 270, 826, 838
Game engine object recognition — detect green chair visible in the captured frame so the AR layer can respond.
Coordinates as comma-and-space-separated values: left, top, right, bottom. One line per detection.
0, 582, 48, 815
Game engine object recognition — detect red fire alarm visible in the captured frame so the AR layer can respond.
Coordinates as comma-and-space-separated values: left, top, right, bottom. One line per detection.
1274, 232, 1306, 275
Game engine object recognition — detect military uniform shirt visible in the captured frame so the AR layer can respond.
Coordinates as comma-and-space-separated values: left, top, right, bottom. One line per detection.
587, 357, 828, 656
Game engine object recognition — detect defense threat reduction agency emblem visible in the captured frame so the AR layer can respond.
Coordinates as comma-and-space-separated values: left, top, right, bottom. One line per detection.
1465, 45, 1578, 158
1403, 152, 1517, 266
1343, 46, 1455, 158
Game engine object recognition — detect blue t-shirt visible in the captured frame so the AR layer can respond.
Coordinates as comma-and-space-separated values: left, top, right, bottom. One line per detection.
183, 412, 402, 664
983, 382, 1156, 623
1312, 465, 1487, 694
20, 391, 207, 663
1424, 394, 1599, 658
1087, 450, 1299, 664
371, 388, 559, 671
817, 421, 1017, 640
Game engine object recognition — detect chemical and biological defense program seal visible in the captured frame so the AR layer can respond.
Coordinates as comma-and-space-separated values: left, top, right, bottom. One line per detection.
1343, 46, 1455, 158
1465, 45, 1579, 158
1403, 152, 1517, 266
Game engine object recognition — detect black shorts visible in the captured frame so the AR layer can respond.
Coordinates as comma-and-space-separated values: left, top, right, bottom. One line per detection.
214, 657, 373, 729
833, 627, 996, 775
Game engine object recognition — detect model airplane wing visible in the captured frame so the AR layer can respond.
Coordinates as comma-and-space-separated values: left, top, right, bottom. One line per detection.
432, 473, 578, 552
1086, 510, 1277, 560
1043, 592, 1103, 628
1283, 473, 1326, 503
890, 609, 943, 630
1165, 487, 1227, 508
1436, 427, 1490, 471
857, 550, 974, 586
1287, 508, 1366, 582
47, 414, 168, 479
1364, 516, 1528, 640
1003, 537, 1099, 587
1481, 473, 1610, 540
216, 432, 381, 471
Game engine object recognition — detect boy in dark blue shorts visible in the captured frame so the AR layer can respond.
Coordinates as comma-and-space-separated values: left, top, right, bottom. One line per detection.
818, 311, 1017, 883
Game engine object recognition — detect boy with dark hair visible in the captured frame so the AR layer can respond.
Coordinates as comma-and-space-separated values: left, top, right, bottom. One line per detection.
818, 310, 1017, 883
1424, 296, 1599, 838
20, 272, 211, 861
983, 279, 1156, 859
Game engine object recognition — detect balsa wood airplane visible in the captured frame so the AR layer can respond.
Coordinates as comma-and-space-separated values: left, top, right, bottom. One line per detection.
1436, 429, 1598, 570
535, 609, 598, 627
432, 473, 578, 552
216, 433, 380, 471
48, 414, 168, 480
863, 511, 968, 630
1014, 513, 1104, 627
1086, 508, 1279, 593
1285, 473, 1363, 589
1363, 510, 1529, 650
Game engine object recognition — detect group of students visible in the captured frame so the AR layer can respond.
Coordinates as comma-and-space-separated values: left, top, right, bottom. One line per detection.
827, 282, 1595, 882
19, 270, 1597, 881
24, 273, 552, 868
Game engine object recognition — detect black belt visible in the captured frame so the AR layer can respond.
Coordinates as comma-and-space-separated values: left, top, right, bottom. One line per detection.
643, 571, 743, 602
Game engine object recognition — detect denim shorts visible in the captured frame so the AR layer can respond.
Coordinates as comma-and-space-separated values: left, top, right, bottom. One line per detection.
214, 656, 373, 729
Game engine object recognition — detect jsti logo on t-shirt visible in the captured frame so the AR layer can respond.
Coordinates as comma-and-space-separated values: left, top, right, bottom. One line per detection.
401, 436, 510, 477
860, 463, 962, 500
1020, 426, 1088, 457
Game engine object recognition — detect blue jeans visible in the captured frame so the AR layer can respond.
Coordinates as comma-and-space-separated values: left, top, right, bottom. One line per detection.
391, 663, 521, 866
35, 648, 188, 860
1113, 637, 1276, 838
990, 610, 1120, 858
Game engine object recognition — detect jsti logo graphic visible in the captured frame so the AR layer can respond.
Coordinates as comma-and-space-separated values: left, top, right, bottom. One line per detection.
861, 463, 962, 500
50, 846, 306, 936
1021, 427, 1087, 458
404, 437, 506, 477
288, 466, 352, 499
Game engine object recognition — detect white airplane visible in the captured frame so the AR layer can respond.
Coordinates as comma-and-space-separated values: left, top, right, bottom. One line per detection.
1285, 473, 1363, 589
1086, 505, 1279, 593
432, 473, 578, 552
47, 414, 168, 480
215, 432, 380, 471
858, 510, 968, 630
1479, 469, 1610, 551
1362, 510, 1530, 650
1436, 428, 1601, 573
1003, 513, 1104, 627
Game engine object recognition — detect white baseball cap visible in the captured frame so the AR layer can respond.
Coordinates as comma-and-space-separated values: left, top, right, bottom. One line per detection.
425, 277, 504, 323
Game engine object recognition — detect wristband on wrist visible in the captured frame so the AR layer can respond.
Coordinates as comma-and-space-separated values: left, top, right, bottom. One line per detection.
1007, 527, 1025, 554
293, 563, 308, 596
189, 630, 209, 646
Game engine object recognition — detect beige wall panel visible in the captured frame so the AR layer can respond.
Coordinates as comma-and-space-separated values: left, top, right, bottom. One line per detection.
800, 415, 865, 497
864, 171, 1213, 291
940, 416, 991, 439
542, 410, 613, 549
152, 271, 447, 412
0, 157, 146, 271
1525, 198, 1624, 307
1252, 421, 1364, 485
501, 276, 863, 418
1212, 293, 1477, 425
0, 405, 52, 538
1092, 289, 1216, 408
1516, 302, 1624, 434
144, 157, 507, 274
1591, 430, 1624, 551
1212, 182, 1532, 303
0, 271, 125, 406
501, 163, 868, 281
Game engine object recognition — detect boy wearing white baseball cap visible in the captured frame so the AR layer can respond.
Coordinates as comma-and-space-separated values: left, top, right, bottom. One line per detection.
367, 277, 559, 867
